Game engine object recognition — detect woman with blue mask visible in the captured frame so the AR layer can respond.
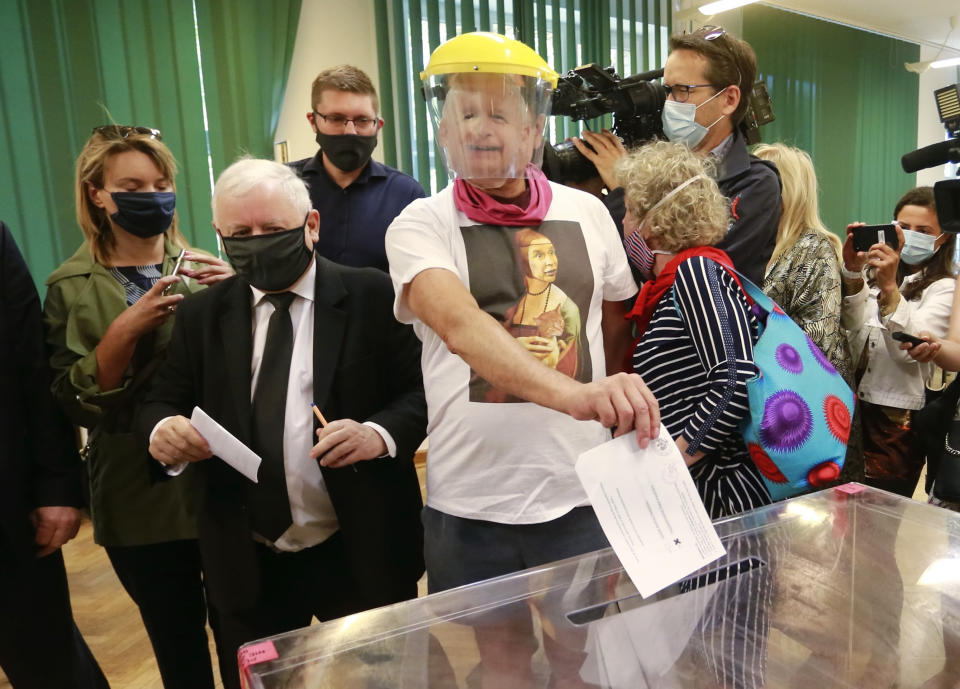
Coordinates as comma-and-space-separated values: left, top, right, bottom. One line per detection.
841, 186, 956, 499
840, 186, 955, 686
43, 127, 232, 689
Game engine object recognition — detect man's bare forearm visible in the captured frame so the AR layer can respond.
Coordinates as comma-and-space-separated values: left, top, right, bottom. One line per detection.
405, 268, 581, 411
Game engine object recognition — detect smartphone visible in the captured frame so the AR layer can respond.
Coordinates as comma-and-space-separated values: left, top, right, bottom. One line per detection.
851, 224, 899, 252
162, 249, 187, 296
891, 331, 925, 347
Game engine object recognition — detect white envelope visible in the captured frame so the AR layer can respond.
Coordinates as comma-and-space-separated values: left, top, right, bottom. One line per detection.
190, 406, 262, 483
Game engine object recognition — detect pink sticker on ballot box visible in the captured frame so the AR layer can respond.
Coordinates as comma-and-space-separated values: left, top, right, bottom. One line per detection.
834, 483, 867, 495
238, 640, 279, 673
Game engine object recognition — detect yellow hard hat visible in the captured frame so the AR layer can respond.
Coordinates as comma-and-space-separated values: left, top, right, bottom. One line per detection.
421, 32, 559, 88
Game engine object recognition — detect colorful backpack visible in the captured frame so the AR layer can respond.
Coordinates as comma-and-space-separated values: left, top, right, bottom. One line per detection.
677, 265, 855, 501
734, 270, 854, 500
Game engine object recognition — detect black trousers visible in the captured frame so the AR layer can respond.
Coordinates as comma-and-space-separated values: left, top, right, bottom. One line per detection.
0, 549, 109, 689
864, 474, 920, 499
215, 531, 365, 689
105, 539, 215, 689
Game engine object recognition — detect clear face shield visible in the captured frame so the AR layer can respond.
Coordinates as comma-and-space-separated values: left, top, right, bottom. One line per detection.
423, 72, 553, 184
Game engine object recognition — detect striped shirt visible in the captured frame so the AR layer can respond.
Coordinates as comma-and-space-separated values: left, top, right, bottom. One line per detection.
109, 263, 162, 305
633, 256, 771, 519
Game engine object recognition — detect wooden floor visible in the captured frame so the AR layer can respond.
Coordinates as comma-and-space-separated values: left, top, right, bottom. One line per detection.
0, 518, 222, 689
0, 457, 428, 688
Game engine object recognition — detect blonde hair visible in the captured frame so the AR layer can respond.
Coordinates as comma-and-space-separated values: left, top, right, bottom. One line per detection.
752, 143, 842, 268
615, 140, 729, 252
75, 131, 188, 265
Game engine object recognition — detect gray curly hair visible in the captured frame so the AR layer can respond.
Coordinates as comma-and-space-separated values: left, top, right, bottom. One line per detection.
615, 140, 729, 253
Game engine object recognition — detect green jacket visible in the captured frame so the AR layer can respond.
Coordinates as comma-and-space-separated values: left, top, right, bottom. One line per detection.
43, 240, 204, 546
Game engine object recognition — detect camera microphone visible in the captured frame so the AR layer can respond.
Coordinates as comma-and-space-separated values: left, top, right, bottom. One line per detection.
901, 138, 960, 173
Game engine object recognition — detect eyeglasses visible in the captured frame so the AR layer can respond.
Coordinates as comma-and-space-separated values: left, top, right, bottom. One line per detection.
312, 111, 380, 134
663, 83, 716, 103
92, 125, 162, 141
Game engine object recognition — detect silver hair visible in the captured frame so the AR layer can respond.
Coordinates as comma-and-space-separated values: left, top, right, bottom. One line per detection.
212, 156, 311, 225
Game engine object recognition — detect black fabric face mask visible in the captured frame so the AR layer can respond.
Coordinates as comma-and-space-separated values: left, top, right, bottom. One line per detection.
315, 131, 377, 172
220, 223, 313, 292
109, 191, 176, 237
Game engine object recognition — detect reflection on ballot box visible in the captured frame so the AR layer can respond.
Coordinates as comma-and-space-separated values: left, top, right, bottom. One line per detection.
239, 485, 960, 688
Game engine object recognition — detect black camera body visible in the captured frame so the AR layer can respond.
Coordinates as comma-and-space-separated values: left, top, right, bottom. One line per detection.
543, 64, 666, 183
550, 64, 668, 146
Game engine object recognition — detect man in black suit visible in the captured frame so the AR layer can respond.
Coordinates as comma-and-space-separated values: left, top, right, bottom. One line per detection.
0, 221, 109, 689
137, 159, 426, 689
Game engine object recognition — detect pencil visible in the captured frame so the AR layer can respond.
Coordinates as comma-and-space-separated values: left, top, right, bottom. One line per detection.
310, 403, 356, 472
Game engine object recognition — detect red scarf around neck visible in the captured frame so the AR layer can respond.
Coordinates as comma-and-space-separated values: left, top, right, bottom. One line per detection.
623, 246, 739, 371
453, 164, 553, 226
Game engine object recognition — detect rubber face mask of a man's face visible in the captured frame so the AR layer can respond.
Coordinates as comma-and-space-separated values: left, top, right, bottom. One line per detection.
436, 74, 536, 184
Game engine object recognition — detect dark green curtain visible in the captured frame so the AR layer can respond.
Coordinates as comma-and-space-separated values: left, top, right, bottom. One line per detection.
0, 0, 209, 293
195, 0, 301, 175
374, 0, 671, 193
742, 5, 920, 236
0, 0, 300, 296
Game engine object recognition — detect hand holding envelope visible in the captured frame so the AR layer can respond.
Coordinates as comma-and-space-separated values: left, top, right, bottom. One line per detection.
189, 406, 262, 483
576, 424, 725, 598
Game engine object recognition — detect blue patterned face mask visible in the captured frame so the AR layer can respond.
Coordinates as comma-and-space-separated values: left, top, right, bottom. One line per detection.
110, 191, 176, 237
899, 229, 939, 265
661, 89, 726, 149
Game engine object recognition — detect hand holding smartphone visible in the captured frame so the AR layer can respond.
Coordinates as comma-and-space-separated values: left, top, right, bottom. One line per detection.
162, 249, 187, 296
891, 331, 925, 347
851, 224, 899, 253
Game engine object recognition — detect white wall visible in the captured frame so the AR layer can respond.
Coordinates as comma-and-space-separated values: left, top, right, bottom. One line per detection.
274, 0, 380, 164
916, 46, 959, 188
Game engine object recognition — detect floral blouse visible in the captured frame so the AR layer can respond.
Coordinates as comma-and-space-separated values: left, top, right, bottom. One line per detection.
762, 230, 853, 383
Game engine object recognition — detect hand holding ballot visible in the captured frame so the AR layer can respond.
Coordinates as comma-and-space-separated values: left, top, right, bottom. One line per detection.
149, 414, 213, 465
576, 425, 726, 598
148, 407, 262, 484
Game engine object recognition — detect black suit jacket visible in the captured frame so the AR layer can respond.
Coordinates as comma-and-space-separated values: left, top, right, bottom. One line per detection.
137, 257, 426, 614
0, 221, 83, 565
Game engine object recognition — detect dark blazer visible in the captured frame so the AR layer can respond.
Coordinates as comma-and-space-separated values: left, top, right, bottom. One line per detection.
716, 129, 782, 286
137, 257, 426, 614
0, 221, 83, 564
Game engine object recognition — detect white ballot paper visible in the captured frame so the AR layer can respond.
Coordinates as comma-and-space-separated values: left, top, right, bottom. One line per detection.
190, 406, 261, 483
576, 426, 725, 597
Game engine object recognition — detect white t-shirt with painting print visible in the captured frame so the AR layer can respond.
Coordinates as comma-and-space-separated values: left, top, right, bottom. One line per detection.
387, 181, 638, 525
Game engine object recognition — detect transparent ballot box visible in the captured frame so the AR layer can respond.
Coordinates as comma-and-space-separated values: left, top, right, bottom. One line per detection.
240, 485, 960, 688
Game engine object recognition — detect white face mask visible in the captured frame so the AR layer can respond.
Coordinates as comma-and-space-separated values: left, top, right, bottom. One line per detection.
899, 228, 939, 265
661, 88, 727, 149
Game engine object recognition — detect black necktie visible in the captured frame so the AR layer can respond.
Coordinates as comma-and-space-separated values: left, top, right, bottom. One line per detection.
250, 291, 296, 541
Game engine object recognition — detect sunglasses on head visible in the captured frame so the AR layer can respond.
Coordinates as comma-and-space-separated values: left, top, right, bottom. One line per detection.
92, 125, 162, 141
697, 25, 726, 41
